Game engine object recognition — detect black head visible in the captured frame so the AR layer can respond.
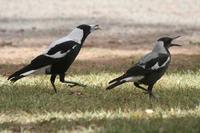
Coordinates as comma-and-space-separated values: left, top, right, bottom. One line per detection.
77, 24, 100, 35
157, 36, 181, 48
77, 24, 100, 43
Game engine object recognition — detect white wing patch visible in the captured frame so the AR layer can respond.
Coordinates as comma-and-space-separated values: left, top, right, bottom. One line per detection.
160, 57, 170, 67
151, 62, 160, 70
72, 45, 77, 49
122, 76, 144, 82
151, 57, 170, 70
45, 50, 71, 58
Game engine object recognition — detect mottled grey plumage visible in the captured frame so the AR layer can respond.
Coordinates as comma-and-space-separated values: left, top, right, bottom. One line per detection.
106, 36, 181, 100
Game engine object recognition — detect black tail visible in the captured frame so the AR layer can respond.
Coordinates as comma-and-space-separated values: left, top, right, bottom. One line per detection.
108, 74, 127, 84
8, 64, 34, 82
8, 55, 53, 82
106, 80, 126, 90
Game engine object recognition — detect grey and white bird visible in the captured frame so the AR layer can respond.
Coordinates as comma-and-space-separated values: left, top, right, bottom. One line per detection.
8, 24, 100, 93
106, 36, 181, 99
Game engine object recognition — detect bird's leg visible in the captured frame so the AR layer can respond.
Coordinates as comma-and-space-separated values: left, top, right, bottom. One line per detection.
147, 84, 157, 101
50, 74, 57, 93
59, 74, 86, 88
134, 83, 147, 92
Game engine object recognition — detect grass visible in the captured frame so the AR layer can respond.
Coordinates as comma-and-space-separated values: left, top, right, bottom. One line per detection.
0, 70, 200, 132
189, 41, 200, 46
1, 0, 200, 132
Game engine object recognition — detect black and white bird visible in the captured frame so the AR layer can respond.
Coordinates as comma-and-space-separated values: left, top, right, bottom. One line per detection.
106, 36, 181, 99
8, 24, 100, 93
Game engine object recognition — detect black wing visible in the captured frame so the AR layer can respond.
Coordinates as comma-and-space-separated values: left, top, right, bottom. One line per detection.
107, 53, 170, 88
45, 41, 79, 58
8, 41, 79, 82
126, 53, 170, 76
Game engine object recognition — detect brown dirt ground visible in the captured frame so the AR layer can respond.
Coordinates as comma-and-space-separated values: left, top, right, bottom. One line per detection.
0, 0, 200, 76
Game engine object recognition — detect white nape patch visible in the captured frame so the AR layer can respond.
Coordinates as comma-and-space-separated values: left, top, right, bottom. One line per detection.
45, 50, 71, 58
67, 28, 83, 44
44, 28, 83, 54
21, 70, 36, 76
151, 57, 170, 70
122, 76, 144, 82
152, 41, 167, 54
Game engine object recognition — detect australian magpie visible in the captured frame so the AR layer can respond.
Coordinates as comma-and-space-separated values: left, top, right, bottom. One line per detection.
8, 24, 100, 93
106, 36, 181, 99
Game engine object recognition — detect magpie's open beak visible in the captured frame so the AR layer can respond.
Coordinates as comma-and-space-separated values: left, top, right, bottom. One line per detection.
170, 43, 182, 47
90, 25, 101, 32
94, 25, 101, 30
170, 36, 182, 47
172, 36, 181, 40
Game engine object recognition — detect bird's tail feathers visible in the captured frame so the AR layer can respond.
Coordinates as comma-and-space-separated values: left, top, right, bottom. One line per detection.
108, 74, 127, 84
9, 75, 25, 83
8, 64, 36, 82
106, 80, 126, 90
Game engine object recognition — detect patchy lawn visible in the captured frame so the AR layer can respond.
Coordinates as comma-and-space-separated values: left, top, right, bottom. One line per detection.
0, 70, 200, 132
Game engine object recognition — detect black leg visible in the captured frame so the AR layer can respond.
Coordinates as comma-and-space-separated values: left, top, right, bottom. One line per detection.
147, 84, 157, 100
59, 74, 86, 88
134, 82, 147, 92
50, 74, 57, 93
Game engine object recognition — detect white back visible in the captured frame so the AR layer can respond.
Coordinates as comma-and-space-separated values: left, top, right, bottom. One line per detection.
44, 28, 83, 53
67, 28, 84, 44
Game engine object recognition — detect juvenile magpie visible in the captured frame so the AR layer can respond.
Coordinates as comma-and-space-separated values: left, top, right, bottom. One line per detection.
106, 36, 181, 99
8, 24, 100, 93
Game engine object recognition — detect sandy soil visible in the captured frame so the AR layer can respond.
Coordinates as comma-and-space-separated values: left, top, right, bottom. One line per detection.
0, 0, 200, 75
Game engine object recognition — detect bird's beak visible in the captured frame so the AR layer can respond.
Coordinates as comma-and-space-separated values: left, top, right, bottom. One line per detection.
90, 25, 101, 32
170, 43, 182, 47
172, 36, 181, 40
170, 36, 182, 47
